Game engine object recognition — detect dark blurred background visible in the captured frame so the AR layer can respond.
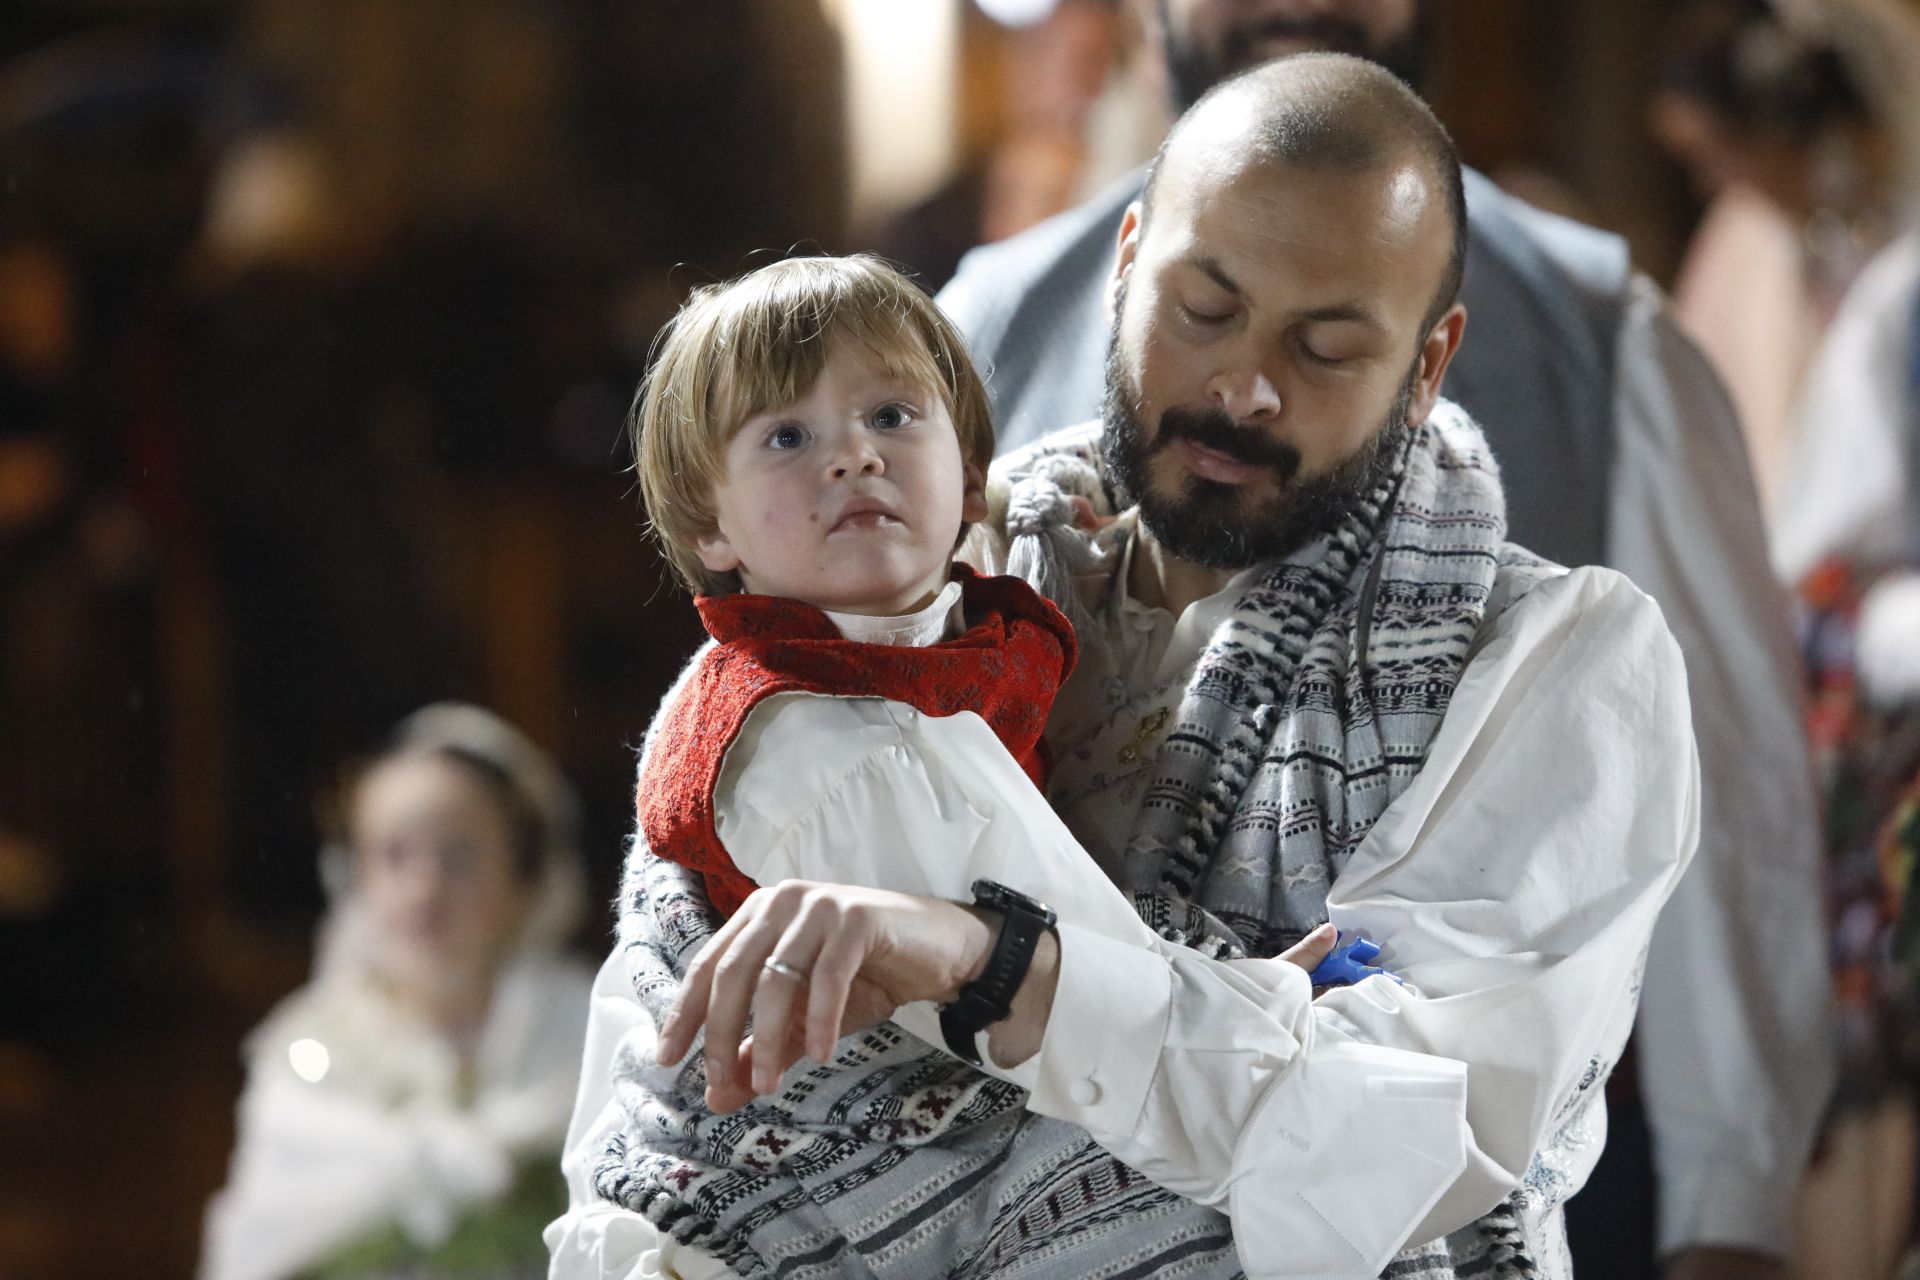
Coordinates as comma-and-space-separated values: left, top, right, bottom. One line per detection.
0, 1, 1804, 1275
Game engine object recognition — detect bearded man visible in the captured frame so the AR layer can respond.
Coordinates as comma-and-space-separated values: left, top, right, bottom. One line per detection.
938, 6, 1833, 1280
553, 55, 1699, 1280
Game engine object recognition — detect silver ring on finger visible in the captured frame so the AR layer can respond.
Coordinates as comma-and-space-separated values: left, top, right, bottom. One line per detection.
762, 956, 808, 983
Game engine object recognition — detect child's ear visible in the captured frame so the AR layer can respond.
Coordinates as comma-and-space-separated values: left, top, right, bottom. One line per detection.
694, 526, 741, 575
960, 458, 989, 524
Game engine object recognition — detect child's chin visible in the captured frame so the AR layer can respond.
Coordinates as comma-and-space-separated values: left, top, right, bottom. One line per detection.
822, 566, 947, 612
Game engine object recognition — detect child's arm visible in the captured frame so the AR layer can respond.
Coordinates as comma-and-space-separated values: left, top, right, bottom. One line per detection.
716, 692, 1150, 907
719, 692, 1344, 985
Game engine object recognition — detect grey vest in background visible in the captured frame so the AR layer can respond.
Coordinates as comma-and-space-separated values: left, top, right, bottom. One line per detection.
936, 167, 1629, 570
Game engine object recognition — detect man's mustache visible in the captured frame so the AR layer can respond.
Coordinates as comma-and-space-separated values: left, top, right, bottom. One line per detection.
1153, 404, 1302, 482
1223, 15, 1372, 65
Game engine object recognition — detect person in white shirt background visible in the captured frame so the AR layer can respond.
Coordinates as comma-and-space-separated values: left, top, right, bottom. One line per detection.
552, 53, 1698, 1280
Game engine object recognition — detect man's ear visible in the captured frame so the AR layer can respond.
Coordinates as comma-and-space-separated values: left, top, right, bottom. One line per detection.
1103, 201, 1146, 326
694, 524, 741, 576
960, 458, 990, 525
1405, 303, 1467, 427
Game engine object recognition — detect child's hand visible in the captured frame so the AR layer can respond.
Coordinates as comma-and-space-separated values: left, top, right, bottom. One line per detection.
1068, 494, 1114, 533
1297, 929, 1405, 994
1279, 922, 1340, 994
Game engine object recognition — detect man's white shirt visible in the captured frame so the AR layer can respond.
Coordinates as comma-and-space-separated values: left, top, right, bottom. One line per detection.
942, 172, 1838, 1262
548, 550, 1699, 1279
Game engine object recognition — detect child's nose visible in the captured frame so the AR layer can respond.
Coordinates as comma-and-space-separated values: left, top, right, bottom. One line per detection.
830, 438, 884, 478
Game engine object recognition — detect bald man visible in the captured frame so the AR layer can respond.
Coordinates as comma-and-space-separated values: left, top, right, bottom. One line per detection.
556, 56, 1698, 1280
940, 6, 1833, 1280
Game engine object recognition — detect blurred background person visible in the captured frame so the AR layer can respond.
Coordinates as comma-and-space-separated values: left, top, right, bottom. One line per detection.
1653, 6, 1920, 1275
870, 0, 1131, 291
198, 703, 592, 1280
1759, 0, 1920, 588
1651, 0, 1920, 538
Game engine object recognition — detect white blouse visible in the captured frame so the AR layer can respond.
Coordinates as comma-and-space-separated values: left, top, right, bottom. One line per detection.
202, 953, 594, 1280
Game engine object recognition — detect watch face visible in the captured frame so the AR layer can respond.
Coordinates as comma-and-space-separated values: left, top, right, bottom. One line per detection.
972, 879, 1057, 927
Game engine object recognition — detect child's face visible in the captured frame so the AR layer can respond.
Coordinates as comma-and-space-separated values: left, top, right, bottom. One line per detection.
696, 332, 988, 615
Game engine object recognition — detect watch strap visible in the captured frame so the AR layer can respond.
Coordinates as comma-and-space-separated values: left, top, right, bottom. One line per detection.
940, 880, 1057, 1065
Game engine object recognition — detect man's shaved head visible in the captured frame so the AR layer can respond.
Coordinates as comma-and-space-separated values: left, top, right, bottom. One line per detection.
1100, 50, 1472, 573
1141, 52, 1467, 331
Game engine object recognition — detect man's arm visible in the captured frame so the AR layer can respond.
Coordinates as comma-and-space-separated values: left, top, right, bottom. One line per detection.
1014, 566, 1698, 1251
664, 566, 1698, 1275
1606, 275, 1837, 1265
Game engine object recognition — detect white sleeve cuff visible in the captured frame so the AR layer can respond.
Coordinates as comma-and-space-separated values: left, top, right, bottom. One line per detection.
1228, 1042, 1470, 1279
1024, 921, 1172, 1137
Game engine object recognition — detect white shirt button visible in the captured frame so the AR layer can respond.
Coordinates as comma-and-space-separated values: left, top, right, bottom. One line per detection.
1068, 1077, 1102, 1107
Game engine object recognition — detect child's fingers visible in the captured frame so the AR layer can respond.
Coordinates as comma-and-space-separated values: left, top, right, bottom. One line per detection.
1281, 921, 1339, 971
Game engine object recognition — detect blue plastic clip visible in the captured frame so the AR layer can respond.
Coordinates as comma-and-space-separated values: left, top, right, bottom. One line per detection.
1306, 931, 1404, 988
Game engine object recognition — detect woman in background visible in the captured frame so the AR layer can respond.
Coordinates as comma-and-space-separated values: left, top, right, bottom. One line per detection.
1650, 0, 1916, 515
200, 703, 594, 1280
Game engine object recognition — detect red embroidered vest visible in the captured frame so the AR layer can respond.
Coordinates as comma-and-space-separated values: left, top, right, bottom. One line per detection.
637, 566, 1077, 917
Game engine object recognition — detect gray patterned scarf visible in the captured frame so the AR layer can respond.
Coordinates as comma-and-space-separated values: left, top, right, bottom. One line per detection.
595, 403, 1583, 1279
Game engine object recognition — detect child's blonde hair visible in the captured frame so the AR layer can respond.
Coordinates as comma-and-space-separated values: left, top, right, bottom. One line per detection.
632, 255, 996, 595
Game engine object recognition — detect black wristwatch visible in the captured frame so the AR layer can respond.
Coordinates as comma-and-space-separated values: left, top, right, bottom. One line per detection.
940, 879, 1058, 1065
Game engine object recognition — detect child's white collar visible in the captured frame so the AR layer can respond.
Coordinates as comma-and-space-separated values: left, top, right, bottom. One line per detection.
823, 579, 965, 648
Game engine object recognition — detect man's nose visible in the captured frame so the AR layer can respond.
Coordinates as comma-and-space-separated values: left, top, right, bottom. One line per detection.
1207, 364, 1283, 423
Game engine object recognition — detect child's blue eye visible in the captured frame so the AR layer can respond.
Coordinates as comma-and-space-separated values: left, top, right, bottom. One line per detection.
871, 403, 912, 430
769, 423, 808, 450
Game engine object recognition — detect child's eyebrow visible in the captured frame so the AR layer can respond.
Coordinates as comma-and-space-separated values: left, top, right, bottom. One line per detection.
851, 374, 938, 400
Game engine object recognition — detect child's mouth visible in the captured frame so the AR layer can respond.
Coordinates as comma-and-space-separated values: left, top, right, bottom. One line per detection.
832, 511, 903, 533
831, 496, 903, 532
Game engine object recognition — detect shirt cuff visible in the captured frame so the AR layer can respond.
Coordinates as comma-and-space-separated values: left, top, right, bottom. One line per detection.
1655, 1157, 1795, 1260
1229, 1041, 1470, 1276
1023, 921, 1172, 1138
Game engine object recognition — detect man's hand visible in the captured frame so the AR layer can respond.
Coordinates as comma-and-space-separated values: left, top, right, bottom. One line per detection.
656, 881, 997, 1112
1662, 1247, 1785, 1280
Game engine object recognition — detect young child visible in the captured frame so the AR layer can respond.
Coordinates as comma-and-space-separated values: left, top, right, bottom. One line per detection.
631, 254, 1080, 926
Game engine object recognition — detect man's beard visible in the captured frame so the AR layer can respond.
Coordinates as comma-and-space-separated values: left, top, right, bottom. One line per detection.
1158, 0, 1430, 111
1101, 315, 1415, 573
